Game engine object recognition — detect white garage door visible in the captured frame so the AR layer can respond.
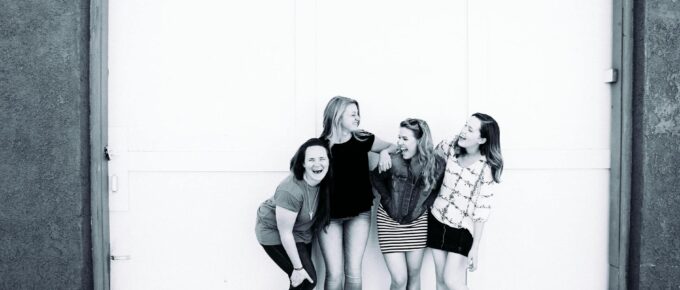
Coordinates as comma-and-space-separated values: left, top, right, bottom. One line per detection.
108, 0, 612, 289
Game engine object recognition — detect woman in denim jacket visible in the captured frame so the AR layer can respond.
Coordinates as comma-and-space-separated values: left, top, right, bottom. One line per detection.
371, 118, 446, 290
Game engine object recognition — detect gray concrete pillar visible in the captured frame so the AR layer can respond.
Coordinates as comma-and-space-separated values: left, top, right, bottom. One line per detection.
629, 0, 680, 289
0, 1, 93, 289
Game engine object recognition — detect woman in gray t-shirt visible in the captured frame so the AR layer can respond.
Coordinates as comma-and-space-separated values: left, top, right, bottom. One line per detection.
255, 138, 331, 290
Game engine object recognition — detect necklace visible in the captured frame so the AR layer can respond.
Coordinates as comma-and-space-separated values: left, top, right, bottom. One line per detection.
302, 174, 320, 220
305, 184, 318, 220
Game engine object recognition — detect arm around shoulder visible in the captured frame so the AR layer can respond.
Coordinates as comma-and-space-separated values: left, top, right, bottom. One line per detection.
371, 136, 397, 172
434, 136, 458, 160
370, 135, 395, 153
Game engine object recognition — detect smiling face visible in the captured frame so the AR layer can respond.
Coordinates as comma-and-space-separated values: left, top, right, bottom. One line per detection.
397, 127, 418, 160
457, 116, 486, 149
340, 104, 360, 132
302, 145, 330, 183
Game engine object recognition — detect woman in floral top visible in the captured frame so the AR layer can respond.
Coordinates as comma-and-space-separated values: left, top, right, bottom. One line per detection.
427, 113, 504, 290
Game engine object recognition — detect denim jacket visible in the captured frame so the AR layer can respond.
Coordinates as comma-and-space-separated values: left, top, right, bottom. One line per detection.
371, 153, 446, 224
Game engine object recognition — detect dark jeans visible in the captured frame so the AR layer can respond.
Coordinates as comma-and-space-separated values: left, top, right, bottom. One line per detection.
261, 242, 317, 290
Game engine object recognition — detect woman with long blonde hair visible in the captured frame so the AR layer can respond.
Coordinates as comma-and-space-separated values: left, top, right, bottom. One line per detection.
318, 96, 396, 290
371, 118, 446, 290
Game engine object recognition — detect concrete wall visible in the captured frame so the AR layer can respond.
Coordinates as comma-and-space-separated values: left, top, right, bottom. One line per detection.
629, 0, 680, 289
0, 1, 92, 289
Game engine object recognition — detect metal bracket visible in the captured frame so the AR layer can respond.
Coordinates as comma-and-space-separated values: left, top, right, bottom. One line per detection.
110, 255, 131, 261
104, 146, 112, 161
605, 68, 619, 84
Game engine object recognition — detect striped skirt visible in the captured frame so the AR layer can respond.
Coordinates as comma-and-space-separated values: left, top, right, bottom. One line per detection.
376, 204, 428, 254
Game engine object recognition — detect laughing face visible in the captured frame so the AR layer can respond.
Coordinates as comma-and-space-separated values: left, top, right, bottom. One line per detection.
302, 145, 330, 183
340, 104, 360, 131
457, 116, 486, 149
397, 127, 418, 160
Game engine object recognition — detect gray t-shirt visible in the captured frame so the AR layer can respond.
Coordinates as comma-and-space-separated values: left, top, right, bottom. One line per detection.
255, 174, 320, 245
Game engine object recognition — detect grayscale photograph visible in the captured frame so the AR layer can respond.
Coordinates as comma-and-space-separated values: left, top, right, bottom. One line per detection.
1, 0, 679, 289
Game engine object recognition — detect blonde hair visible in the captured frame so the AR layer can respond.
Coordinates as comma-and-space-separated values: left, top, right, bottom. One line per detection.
319, 96, 371, 148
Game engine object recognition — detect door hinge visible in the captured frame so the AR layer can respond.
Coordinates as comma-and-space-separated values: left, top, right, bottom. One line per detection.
110, 255, 131, 261
604, 68, 618, 84
105, 146, 111, 161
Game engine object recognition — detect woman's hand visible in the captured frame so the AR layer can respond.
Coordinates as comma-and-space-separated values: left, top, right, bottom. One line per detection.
378, 149, 392, 172
290, 268, 314, 287
468, 249, 479, 272
371, 137, 395, 173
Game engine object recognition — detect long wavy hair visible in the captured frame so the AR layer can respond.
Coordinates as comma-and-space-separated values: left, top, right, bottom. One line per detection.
289, 138, 332, 231
319, 96, 372, 148
454, 113, 504, 183
400, 118, 438, 192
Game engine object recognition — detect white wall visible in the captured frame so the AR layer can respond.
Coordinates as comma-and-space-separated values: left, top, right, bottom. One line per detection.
109, 0, 612, 289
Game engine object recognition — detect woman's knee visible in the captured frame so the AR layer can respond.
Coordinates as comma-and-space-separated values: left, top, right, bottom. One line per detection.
324, 265, 343, 281
443, 276, 467, 290
344, 273, 362, 288
343, 260, 363, 280
407, 265, 422, 279
322, 254, 343, 284
406, 270, 421, 284
390, 273, 408, 289
434, 269, 446, 284
343, 248, 364, 278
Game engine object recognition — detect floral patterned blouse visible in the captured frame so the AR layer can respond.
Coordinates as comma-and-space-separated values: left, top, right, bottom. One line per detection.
430, 138, 497, 234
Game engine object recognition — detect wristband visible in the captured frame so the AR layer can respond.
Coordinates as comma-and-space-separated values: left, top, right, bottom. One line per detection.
294, 266, 304, 271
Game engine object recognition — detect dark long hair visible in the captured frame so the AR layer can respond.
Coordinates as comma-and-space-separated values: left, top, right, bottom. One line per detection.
455, 113, 504, 183
400, 118, 438, 192
289, 138, 332, 231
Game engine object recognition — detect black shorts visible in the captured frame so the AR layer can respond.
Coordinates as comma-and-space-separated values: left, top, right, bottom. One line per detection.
426, 211, 474, 257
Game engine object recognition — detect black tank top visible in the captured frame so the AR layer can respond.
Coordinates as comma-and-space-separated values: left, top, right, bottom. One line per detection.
328, 133, 375, 218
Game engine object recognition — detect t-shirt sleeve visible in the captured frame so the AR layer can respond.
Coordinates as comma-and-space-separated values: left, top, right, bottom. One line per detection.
362, 132, 376, 152
274, 189, 303, 213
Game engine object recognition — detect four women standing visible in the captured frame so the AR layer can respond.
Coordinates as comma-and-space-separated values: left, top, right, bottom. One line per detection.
256, 97, 503, 290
